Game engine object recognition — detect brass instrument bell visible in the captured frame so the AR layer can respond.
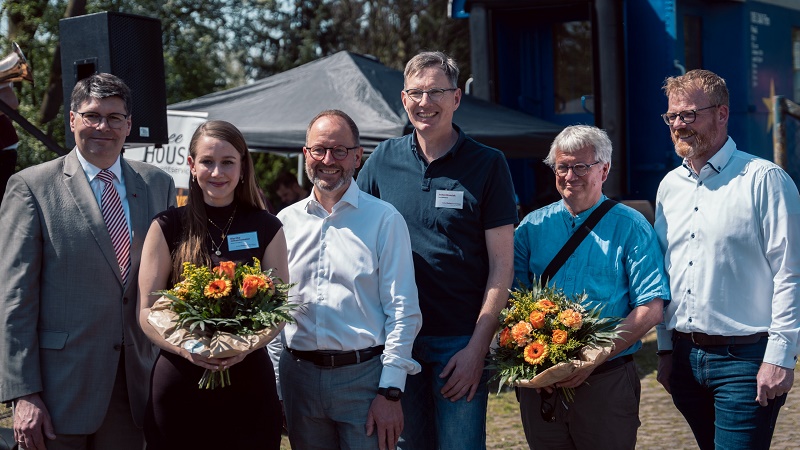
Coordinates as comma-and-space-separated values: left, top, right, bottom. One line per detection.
0, 42, 33, 84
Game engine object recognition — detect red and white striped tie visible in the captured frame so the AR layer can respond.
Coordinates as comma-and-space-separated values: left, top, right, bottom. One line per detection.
97, 169, 131, 284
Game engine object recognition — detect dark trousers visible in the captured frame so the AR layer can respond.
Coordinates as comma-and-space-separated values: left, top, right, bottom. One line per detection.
519, 360, 640, 450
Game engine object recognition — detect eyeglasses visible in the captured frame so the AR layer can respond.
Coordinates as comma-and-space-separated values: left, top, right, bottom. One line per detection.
305, 145, 359, 161
660, 105, 718, 125
553, 161, 602, 177
540, 390, 557, 423
403, 88, 457, 103
74, 111, 129, 129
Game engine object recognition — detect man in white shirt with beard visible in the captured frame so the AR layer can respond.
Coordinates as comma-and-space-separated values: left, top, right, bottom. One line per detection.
655, 69, 800, 450
272, 109, 421, 450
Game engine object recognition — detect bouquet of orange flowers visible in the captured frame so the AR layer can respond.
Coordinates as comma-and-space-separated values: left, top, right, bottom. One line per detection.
491, 281, 621, 399
147, 258, 295, 389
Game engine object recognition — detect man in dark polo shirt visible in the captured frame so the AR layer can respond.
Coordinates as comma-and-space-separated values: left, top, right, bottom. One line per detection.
357, 51, 517, 450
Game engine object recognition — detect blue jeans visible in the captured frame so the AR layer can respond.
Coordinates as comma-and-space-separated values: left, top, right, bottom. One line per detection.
670, 335, 786, 450
398, 335, 492, 450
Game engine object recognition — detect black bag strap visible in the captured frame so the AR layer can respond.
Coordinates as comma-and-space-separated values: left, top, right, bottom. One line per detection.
539, 199, 618, 285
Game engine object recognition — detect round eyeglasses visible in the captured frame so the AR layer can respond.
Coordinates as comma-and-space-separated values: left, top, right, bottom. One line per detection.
74, 111, 129, 129
305, 145, 359, 161
660, 105, 718, 125
553, 161, 602, 177
403, 88, 457, 103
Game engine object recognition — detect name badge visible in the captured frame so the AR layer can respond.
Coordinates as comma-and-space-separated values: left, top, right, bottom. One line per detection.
228, 232, 259, 251
435, 190, 464, 209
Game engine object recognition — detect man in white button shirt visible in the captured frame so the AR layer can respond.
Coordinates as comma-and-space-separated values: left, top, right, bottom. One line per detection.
272, 109, 422, 450
654, 69, 800, 450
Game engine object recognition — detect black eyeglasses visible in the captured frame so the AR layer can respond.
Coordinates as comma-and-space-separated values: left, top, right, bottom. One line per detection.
540, 390, 557, 423
74, 111, 129, 129
661, 105, 718, 125
403, 88, 457, 102
305, 145, 359, 161
553, 161, 602, 177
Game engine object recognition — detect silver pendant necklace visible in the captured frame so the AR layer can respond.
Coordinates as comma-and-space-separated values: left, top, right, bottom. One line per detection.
207, 205, 237, 256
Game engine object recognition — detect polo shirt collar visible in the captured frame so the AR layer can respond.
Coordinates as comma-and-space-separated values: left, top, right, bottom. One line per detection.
411, 123, 467, 160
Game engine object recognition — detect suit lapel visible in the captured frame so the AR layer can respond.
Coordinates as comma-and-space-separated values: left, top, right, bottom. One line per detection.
63, 149, 124, 286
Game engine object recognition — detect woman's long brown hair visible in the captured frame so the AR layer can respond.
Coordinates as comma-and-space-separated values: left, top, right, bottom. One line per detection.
171, 120, 265, 283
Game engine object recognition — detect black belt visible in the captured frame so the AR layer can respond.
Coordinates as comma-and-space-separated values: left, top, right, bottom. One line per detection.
287, 345, 384, 368
674, 331, 769, 347
592, 354, 634, 375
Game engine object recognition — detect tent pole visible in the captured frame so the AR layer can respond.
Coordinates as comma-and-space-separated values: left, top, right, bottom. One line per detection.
296, 154, 303, 185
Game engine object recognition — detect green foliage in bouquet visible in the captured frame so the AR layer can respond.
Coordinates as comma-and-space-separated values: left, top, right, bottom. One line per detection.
491, 280, 621, 391
160, 258, 295, 336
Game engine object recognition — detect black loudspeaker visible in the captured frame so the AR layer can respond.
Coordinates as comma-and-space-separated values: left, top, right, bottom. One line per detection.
59, 12, 168, 149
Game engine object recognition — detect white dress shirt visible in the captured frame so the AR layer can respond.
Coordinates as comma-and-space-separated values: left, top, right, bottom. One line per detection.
276, 180, 422, 389
655, 137, 800, 368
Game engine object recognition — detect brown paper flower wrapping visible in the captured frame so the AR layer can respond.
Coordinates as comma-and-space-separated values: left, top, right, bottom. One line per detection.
147, 296, 285, 358
512, 344, 613, 389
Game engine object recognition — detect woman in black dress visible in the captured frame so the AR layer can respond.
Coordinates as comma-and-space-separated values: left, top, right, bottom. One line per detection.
138, 120, 286, 449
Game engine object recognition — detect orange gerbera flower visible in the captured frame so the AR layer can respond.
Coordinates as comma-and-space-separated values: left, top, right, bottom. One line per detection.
524, 341, 549, 365
511, 321, 533, 347
535, 299, 559, 313
558, 309, 583, 329
499, 328, 513, 348
551, 329, 569, 345
213, 261, 236, 280
204, 279, 232, 298
529, 310, 546, 329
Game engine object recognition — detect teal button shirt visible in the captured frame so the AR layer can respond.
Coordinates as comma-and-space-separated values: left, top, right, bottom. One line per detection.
513, 196, 670, 357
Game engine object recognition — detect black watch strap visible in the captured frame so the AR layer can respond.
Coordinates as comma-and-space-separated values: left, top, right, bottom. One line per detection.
378, 387, 403, 401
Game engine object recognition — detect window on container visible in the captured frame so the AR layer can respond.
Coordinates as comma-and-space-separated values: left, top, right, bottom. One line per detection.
553, 20, 593, 115
684, 15, 702, 71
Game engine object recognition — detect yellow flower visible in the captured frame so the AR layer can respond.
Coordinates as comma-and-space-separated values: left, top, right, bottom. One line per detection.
172, 282, 190, 300
551, 329, 569, 345
511, 321, 533, 347
204, 279, 232, 298
529, 310, 546, 329
535, 299, 559, 313
499, 328, 513, 348
213, 261, 236, 280
558, 309, 583, 329
524, 341, 549, 365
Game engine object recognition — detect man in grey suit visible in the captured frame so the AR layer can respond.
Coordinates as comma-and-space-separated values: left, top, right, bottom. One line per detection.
0, 73, 176, 450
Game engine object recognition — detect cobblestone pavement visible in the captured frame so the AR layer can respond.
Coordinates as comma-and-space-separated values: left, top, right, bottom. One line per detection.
486, 331, 800, 450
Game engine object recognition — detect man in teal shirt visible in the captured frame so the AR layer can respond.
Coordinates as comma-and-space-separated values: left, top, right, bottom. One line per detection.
513, 125, 669, 450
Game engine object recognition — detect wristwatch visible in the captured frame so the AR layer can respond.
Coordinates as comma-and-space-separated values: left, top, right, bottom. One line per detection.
378, 387, 403, 402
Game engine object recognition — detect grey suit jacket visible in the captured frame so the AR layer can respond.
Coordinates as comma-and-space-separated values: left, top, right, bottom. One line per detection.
0, 149, 176, 434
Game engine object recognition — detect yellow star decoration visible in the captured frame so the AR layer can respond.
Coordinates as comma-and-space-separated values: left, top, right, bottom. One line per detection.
762, 79, 776, 133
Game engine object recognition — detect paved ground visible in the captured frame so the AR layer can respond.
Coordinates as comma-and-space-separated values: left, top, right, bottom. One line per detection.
485, 331, 800, 449
5, 330, 799, 449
